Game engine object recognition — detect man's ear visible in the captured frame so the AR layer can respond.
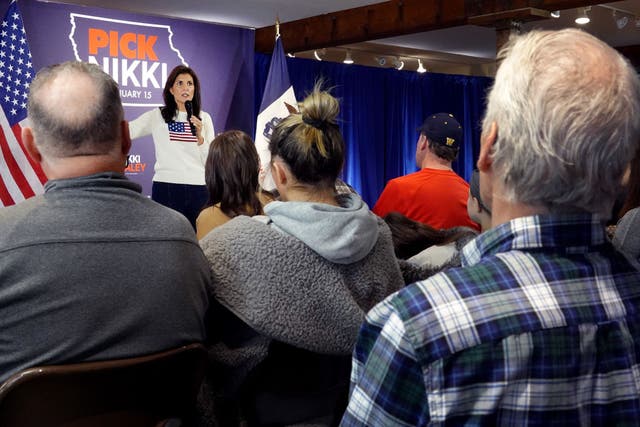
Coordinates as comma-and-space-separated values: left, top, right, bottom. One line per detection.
22, 127, 42, 163
418, 134, 429, 152
121, 121, 132, 156
477, 121, 497, 172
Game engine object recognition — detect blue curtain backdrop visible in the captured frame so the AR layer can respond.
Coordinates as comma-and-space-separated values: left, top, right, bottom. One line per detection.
255, 53, 493, 207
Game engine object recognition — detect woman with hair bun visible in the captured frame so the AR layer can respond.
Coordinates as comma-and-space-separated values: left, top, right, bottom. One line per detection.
199, 83, 403, 426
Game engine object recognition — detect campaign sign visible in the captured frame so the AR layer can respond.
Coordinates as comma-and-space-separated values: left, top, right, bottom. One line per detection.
13, 0, 255, 196
69, 14, 186, 107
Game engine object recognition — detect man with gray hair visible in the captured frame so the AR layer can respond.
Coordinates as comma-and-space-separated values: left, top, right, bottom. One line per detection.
0, 61, 210, 383
342, 29, 640, 426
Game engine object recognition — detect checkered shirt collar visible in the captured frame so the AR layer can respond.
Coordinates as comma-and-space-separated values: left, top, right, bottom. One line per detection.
462, 213, 607, 267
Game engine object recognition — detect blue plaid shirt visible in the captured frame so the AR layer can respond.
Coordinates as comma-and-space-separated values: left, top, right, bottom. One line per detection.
341, 214, 640, 426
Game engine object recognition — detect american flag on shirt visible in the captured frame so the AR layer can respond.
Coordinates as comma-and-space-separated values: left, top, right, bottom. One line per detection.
0, 0, 45, 207
168, 120, 198, 143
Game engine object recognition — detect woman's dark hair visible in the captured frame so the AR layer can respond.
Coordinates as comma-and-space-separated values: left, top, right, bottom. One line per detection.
204, 130, 262, 218
619, 144, 640, 219
469, 169, 491, 214
268, 82, 344, 188
160, 65, 201, 123
384, 212, 476, 259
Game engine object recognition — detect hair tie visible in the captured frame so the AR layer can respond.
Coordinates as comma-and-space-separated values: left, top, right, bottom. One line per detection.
302, 115, 326, 131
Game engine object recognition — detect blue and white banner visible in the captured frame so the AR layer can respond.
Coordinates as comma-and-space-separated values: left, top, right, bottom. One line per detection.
255, 36, 296, 191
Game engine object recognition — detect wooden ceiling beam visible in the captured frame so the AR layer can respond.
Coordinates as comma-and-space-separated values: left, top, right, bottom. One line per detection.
255, 0, 606, 53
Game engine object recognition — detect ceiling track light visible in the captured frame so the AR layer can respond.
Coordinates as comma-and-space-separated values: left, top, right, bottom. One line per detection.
575, 6, 590, 25
296, 48, 425, 73
343, 49, 354, 64
599, 4, 638, 30
287, 53, 295, 58
417, 59, 427, 74
550, 10, 560, 19
614, 10, 629, 30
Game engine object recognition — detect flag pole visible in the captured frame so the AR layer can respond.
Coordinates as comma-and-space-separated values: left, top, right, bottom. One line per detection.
254, 17, 297, 191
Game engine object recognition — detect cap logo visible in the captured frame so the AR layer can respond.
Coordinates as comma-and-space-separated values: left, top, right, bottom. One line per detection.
446, 137, 455, 146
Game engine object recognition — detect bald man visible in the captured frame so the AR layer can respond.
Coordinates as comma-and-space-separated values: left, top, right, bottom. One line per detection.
0, 61, 210, 383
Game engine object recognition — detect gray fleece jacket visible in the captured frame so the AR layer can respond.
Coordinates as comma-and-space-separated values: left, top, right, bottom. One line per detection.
200, 194, 404, 389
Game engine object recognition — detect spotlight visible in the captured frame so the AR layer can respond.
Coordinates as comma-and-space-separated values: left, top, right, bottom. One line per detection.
575, 7, 590, 25
375, 56, 387, 66
343, 50, 354, 64
614, 11, 629, 29
313, 50, 322, 61
417, 59, 427, 74
287, 53, 295, 58
392, 57, 404, 70
550, 10, 560, 18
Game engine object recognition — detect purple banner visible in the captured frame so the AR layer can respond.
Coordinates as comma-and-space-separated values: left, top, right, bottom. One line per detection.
11, 0, 255, 196
70, 13, 182, 107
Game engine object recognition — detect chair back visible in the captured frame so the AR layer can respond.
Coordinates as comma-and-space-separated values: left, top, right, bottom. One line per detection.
0, 343, 207, 427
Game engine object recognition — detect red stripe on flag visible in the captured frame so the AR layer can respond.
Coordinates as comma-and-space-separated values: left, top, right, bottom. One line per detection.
11, 123, 46, 184
0, 174, 15, 206
169, 133, 199, 143
0, 125, 34, 199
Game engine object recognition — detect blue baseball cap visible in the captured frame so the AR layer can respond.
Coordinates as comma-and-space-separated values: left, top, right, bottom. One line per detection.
418, 113, 463, 149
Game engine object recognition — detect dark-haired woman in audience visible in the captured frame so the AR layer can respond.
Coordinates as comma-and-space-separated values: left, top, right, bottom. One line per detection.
199, 84, 403, 426
467, 169, 492, 232
195, 130, 272, 240
384, 211, 477, 284
129, 65, 215, 229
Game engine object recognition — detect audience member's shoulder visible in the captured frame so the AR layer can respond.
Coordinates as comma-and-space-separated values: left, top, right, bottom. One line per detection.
395, 258, 492, 310
144, 198, 198, 237
200, 214, 266, 244
396, 169, 425, 182
0, 196, 44, 234
616, 208, 640, 232
0, 194, 41, 217
613, 207, 640, 266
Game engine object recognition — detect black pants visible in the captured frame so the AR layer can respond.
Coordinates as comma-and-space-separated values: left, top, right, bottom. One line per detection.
152, 181, 208, 231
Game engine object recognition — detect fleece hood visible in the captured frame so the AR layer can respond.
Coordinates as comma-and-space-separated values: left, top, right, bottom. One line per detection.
263, 193, 379, 264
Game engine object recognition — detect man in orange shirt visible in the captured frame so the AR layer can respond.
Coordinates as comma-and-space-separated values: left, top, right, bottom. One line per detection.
373, 113, 479, 231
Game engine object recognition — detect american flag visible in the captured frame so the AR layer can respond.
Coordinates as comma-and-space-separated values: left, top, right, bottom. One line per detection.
0, 0, 45, 207
168, 120, 198, 143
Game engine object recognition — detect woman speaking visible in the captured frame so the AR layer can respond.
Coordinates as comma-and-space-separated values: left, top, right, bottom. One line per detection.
129, 65, 215, 229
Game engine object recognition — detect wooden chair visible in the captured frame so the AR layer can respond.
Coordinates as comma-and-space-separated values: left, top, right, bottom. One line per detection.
0, 343, 207, 427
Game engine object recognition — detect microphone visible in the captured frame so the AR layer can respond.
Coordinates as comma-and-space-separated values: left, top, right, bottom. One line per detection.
184, 100, 196, 136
